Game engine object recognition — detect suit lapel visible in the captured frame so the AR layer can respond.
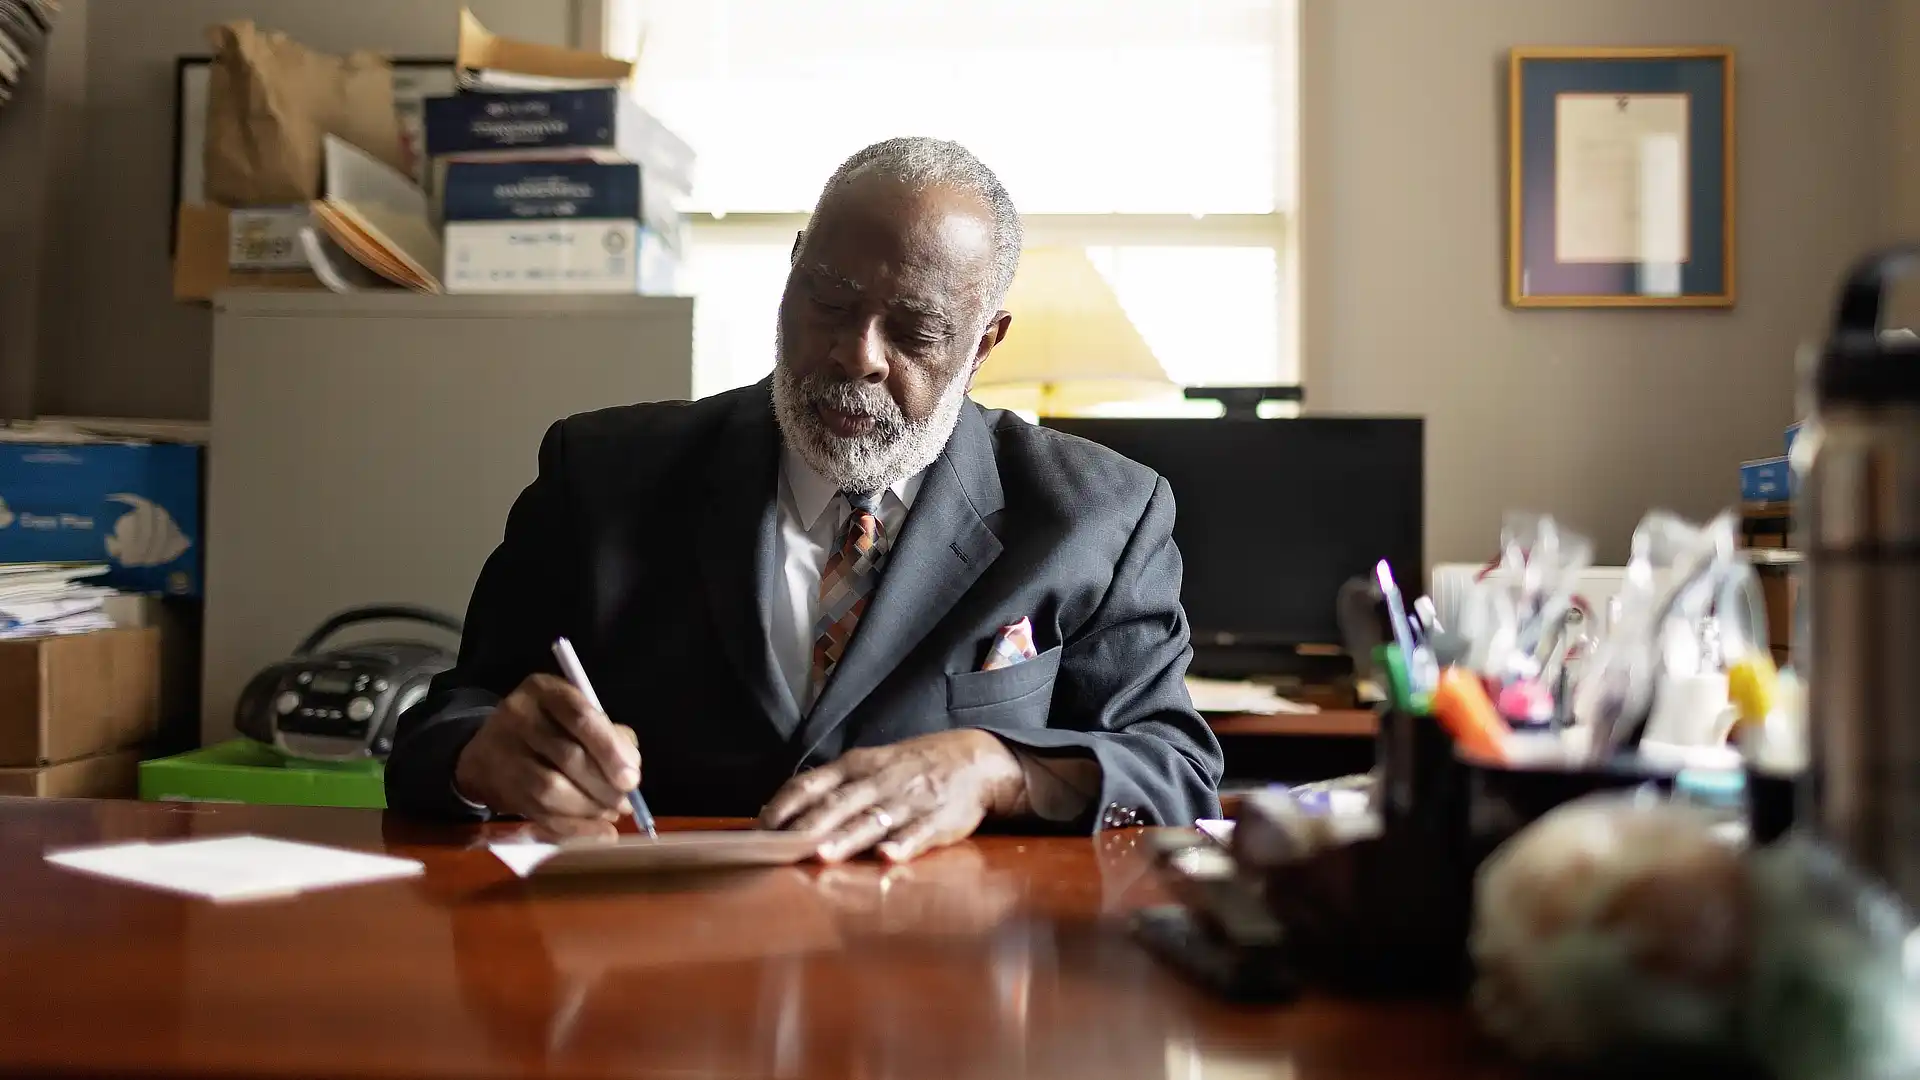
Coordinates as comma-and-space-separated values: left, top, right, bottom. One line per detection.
694, 381, 803, 738
796, 402, 1005, 755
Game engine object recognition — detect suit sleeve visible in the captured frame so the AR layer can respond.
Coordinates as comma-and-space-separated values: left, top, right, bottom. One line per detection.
384, 420, 578, 819
975, 476, 1224, 830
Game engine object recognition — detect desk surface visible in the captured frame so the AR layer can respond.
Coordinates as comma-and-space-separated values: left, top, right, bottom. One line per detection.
1206, 708, 1378, 738
0, 798, 1504, 1080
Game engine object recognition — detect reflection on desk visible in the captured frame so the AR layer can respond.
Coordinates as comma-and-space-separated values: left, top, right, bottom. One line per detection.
0, 797, 1509, 1080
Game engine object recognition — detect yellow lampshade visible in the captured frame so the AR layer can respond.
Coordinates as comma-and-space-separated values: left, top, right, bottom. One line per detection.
970, 247, 1175, 416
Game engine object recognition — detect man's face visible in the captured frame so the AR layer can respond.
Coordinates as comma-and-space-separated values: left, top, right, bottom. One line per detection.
771, 172, 1011, 493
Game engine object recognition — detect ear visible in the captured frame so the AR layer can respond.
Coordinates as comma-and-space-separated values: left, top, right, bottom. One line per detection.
790, 229, 806, 263
965, 311, 1013, 391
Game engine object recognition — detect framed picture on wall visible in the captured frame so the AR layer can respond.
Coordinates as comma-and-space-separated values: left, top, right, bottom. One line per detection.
168, 55, 457, 253
1506, 46, 1735, 309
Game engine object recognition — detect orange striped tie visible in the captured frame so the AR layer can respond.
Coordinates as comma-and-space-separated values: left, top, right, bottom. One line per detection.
811, 491, 886, 696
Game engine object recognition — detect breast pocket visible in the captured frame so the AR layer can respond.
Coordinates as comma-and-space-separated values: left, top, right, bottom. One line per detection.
945, 645, 1064, 717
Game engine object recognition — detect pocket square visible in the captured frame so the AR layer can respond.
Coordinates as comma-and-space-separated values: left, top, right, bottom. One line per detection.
982, 616, 1038, 671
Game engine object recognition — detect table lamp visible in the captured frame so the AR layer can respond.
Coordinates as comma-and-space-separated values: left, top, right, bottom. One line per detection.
969, 247, 1176, 417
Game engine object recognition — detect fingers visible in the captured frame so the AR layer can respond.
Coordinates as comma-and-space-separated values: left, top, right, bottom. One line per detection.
499, 749, 607, 820
877, 807, 971, 863
524, 674, 641, 789
787, 776, 883, 838
517, 715, 630, 813
816, 801, 905, 864
759, 762, 850, 830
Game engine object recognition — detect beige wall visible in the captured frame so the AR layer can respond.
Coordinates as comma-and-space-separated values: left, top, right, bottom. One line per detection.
34, 0, 584, 421
1301, 0, 1889, 564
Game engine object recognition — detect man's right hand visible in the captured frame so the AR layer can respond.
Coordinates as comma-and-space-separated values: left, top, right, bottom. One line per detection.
452, 674, 641, 822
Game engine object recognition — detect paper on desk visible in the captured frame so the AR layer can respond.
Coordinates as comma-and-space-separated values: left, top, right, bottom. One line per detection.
491, 831, 821, 878
1184, 676, 1319, 716
45, 835, 424, 903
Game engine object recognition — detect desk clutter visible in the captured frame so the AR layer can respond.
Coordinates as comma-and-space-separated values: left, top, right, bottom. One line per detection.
1144, 509, 1913, 1079
175, 11, 689, 300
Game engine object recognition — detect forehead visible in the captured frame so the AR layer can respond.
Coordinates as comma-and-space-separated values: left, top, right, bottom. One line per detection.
802, 173, 995, 304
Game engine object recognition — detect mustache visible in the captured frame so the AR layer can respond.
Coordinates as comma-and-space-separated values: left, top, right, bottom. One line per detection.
797, 372, 905, 430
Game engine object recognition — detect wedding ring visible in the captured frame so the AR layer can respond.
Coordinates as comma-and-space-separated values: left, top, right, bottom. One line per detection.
867, 806, 896, 833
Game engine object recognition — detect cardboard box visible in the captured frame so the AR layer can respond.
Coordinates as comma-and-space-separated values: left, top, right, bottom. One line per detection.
422, 88, 695, 192
439, 159, 687, 247
101, 595, 201, 756
0, 748, 141, 799
1740, 456, 1792, 503
0, 440, 202, 595
443, 219, 679, 295
442, 159, 643, 221
227, 207, 313, 272
174, 203, 321, 303
0, 628, 159, 768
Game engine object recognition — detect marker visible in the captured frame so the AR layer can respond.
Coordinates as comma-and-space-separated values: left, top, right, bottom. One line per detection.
550, 637, 655, 838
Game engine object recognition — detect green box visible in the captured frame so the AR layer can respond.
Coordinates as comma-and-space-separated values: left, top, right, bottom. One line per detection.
139, 740, 386, 809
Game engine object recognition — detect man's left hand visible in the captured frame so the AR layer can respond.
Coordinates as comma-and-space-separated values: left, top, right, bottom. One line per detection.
759, 729, 1025, 863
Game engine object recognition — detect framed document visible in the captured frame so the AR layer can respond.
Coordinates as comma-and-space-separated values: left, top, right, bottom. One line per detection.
1507, 47, 1735, 308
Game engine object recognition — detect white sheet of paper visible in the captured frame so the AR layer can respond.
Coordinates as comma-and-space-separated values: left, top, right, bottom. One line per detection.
1554, 92, 1691, 264
1184, 676, 1318, 716
45, 835, 425, 903
490, 831, 822, 878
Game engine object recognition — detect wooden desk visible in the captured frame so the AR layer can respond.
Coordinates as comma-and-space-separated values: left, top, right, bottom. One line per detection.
1207, 708, 1377, 738
1207, 709, 1378, 786
0, 797, 1506, 1080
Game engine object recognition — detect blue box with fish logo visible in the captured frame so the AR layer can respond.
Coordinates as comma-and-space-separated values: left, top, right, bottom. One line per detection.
0, 442, 202, 595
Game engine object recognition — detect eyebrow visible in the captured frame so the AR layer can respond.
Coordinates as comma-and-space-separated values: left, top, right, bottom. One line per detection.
803, 264, 957, 329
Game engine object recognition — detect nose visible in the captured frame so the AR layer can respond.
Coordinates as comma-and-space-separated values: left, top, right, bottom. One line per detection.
827, 314, 889, 384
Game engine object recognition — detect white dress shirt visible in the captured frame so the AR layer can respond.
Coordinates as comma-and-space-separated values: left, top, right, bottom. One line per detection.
772, 448, 927, 712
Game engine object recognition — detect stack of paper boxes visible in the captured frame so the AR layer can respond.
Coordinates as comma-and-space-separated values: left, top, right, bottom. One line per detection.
425, 87, 694, 295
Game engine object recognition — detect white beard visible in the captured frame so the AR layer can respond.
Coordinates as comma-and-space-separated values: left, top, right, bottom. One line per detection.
771, 345, 970, 495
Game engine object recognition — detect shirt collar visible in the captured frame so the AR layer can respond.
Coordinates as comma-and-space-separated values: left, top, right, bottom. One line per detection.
781, 446, 927, 532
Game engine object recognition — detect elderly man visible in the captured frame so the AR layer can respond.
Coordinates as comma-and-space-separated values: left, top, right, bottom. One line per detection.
386, 137, 1222, 862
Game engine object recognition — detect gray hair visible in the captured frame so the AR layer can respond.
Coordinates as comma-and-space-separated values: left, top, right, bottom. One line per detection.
813, 136, 1024, 313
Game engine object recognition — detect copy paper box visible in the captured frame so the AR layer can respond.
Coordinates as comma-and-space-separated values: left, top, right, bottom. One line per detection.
442, 219, 679, 295
0, 441, 203, 595
0, 748, 141, 799
0, 628, 159, 768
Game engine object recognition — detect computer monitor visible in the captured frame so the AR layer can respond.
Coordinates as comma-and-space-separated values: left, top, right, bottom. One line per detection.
1042, 416, 1423, 675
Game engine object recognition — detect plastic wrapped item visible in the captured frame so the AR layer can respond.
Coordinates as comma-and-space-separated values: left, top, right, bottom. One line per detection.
1459, 513, 1594, 688
1471, 793, 1920, 1079
1572, 510, 1766, 757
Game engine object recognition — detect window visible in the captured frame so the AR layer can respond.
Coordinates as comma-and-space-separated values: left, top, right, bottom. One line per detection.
605, 0, 1299, 408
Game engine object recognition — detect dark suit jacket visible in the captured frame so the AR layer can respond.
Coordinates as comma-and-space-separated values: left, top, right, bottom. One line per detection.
385, 380, 1223, 828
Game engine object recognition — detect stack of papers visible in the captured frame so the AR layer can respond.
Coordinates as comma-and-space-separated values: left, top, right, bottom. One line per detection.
309, 135, 443, 293
1184, 676, 1319, 716
45, 835, 424, 903
490, 831, 821, 878
453, 7, 633, 92
0, 563, 114, 639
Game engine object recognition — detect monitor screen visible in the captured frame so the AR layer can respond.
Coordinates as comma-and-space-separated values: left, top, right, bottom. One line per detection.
1042, 417, 1423, 652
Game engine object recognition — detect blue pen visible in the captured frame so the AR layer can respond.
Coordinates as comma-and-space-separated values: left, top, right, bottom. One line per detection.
551, 637, 655, 838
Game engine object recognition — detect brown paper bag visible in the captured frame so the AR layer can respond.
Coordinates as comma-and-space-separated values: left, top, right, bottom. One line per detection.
202, 21, 409, 206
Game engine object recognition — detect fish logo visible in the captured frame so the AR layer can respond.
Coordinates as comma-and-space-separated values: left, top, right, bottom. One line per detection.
104, 494, 191, 568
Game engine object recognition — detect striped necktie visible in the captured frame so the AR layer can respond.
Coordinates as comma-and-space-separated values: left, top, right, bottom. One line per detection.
811, 490, 887, 696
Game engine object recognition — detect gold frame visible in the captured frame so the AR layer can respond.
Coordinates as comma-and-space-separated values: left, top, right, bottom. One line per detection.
1506, 46, 1736, 309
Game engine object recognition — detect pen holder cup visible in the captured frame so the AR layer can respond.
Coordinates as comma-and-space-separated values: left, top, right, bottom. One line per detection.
1258, 709, 1680, 997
